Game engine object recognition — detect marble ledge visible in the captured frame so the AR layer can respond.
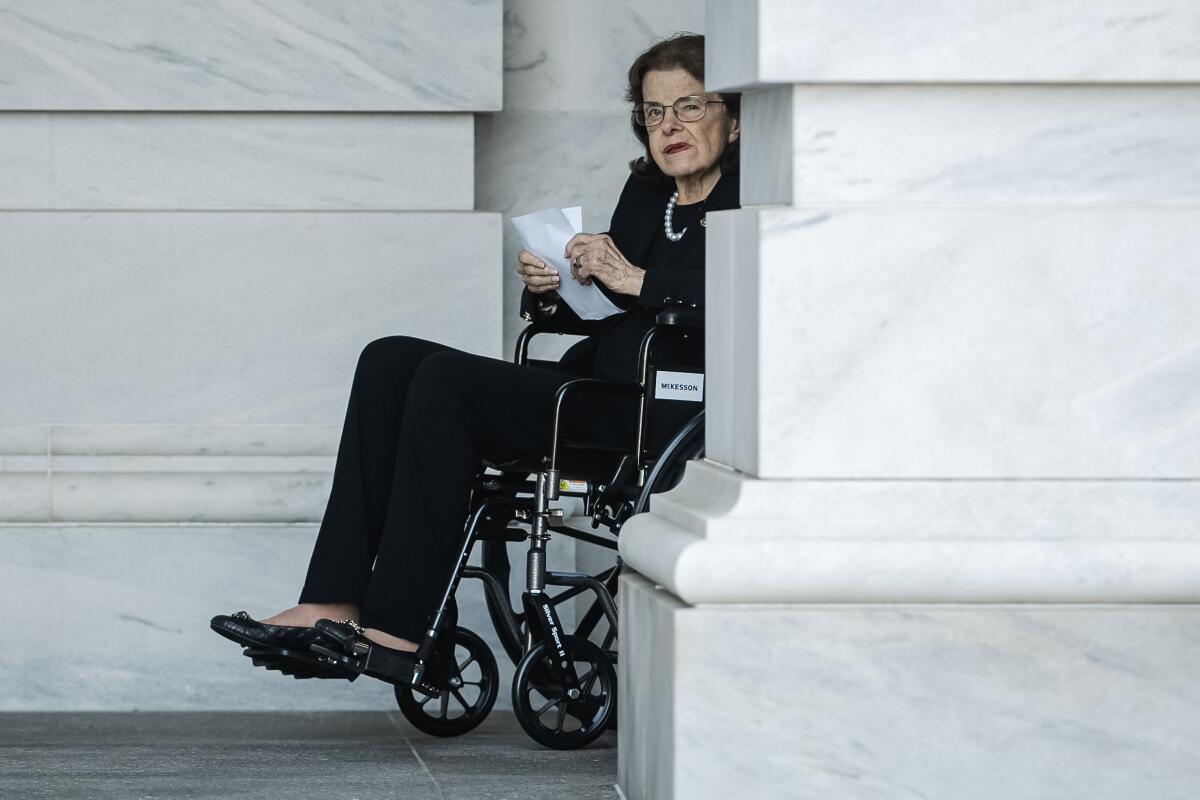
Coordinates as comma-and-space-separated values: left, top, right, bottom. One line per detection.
739, 84, 1200, 206
50, 471, 333, 523
1, 452, 339, 523
0, 113, 476, 211
618, 460, 1200, 605
0, 473, 49, 522
0, 0, 501, 111
42, 423, 341, 456
637, 460, 1200, 541
0, 424, 49, 454
48, 455, 335, 473
706, 0, 1200, 90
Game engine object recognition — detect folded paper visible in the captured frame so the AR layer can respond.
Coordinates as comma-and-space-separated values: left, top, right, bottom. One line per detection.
511, 206, 623, 321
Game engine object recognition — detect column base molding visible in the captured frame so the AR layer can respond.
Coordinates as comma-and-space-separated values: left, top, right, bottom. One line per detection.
618, 459, 1200, 604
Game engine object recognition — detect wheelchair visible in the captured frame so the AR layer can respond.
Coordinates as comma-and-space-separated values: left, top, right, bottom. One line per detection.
390, 299, 706, 749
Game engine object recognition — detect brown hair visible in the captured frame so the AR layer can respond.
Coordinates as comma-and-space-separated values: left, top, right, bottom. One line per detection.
624, 33, 741, 189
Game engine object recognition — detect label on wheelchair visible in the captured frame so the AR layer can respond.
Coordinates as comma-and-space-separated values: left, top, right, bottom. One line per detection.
558, 478, 589, 494
654, 370, 704, 402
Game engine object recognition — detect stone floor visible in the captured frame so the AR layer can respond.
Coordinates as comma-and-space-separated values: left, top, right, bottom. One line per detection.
0, 710, 619, 799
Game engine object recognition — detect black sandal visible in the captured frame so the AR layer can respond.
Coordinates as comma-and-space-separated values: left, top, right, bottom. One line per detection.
210, 611, 327, 650
211, 611, 359, 680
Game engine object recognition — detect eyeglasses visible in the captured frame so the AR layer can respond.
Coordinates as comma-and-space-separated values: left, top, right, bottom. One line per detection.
633, 95, 725, 128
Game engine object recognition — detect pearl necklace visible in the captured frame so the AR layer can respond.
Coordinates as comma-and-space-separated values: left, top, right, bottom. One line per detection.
664, 191, 688, 242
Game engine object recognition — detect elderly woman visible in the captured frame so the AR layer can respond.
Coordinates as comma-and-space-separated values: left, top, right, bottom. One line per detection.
212, 33, 739, 685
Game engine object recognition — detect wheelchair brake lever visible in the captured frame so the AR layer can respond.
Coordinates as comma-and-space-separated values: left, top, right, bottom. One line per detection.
591, 503, 634, 533
591, 456, 639, 530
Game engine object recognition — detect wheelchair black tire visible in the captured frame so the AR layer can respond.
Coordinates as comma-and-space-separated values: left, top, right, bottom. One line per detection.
634, 409, 704, 515
511, 634, 616, 750
394, 626, 499, 737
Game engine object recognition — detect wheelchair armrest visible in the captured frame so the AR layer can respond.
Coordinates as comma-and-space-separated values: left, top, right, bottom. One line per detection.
514, 320, 604, 366
549, 379, 643, 468
655, 305, 704, 329
521, 314, 606, 336
521, 291, 608, 335
555, 378, 643, 402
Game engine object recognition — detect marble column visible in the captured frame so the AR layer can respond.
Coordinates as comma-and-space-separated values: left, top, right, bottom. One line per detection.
617, 2, 1200, 798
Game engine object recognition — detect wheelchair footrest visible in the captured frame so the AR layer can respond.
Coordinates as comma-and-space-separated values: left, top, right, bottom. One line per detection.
242, 644, 359, 681
307, 640, 446, 699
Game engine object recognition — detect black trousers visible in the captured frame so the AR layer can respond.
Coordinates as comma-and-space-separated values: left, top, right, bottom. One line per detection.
297, 335, 628, 641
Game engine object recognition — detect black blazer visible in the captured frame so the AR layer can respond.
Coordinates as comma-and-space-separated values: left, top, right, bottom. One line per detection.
519, 170, 740, 382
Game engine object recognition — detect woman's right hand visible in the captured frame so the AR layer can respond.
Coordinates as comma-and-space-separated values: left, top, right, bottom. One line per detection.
516, 249, 560, 294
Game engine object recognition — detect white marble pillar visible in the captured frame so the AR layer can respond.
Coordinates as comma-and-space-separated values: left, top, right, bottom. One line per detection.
617, 2, 1200, 797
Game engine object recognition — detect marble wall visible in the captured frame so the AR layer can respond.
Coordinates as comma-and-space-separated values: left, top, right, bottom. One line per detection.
0, 1, 503, 522
0, 0, 505, 710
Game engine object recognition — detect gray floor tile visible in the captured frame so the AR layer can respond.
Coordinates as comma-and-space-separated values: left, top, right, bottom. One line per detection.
0, 711, 618, 800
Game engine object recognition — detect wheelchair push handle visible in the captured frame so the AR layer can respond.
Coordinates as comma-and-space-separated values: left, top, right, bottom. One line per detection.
655, 305, 703, 329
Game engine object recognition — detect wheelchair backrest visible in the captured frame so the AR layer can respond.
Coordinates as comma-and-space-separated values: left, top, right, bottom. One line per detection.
639, 330, 704, 463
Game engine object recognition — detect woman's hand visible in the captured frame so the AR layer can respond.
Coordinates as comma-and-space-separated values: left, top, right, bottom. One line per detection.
564, 233, 646, 296
516, 249, 560, 294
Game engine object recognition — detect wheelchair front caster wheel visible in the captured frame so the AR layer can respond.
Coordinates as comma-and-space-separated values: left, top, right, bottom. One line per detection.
395, 626, 499, 737
512, 635, 616, 750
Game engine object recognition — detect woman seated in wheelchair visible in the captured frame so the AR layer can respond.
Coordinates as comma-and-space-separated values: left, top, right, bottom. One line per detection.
212, 33, 739, 745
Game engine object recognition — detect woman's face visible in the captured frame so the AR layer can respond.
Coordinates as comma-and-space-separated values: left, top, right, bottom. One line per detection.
641, 68, 739, 181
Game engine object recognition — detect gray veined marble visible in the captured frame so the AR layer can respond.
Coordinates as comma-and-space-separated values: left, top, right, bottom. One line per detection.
740, 84, 1200, 205
0, 424, 49, 454
0, 473, 49, 521
46, 422, 340, 456
0, 112, 476, 210
501, 0, 705, 112
705, 204, 1200, 480
0, 525, 575, 711
0, 423, 347, 522
50, 467, 335, 523
0, 211, 501, 424
627, 3, 1200, 798
706, 0, 1200, 90
619, 459, 1200, 606
619, 573, 1200, 800
0, 0, 502, 111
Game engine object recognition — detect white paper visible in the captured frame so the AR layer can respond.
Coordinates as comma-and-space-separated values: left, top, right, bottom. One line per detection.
562, 205, 583, 234
511, 206, 623, 321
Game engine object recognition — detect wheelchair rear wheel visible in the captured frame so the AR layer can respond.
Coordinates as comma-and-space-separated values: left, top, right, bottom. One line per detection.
394, 626, 499, 737
634, 409, 704, 515
511, 634, 616, 749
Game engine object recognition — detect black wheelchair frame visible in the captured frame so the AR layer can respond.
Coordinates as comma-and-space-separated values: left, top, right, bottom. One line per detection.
394, 301, 706, 749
